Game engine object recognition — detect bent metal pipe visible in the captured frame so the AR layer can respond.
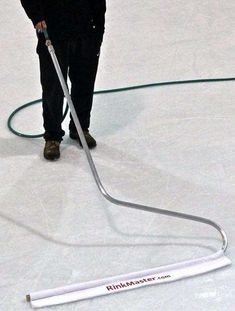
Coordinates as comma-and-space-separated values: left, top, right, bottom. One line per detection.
44, 33, 228, 254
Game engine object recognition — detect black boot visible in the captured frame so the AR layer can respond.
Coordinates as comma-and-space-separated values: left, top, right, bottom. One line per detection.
70, 129, 97, 149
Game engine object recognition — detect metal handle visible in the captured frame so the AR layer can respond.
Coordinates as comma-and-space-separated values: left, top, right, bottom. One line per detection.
44, 36, 228, 254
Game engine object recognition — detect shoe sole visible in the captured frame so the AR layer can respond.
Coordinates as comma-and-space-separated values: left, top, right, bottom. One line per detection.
44, 154, 60, 161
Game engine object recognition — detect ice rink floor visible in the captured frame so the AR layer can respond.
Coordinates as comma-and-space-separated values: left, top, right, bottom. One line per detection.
1, 1, 235, 310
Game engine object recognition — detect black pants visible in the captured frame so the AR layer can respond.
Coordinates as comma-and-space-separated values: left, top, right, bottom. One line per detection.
37, 35, 102, 142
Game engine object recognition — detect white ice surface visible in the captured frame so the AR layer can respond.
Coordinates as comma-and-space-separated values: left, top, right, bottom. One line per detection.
0, 0, 235, 310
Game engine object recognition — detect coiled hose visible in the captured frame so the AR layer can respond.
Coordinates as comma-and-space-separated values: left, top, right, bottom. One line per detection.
7, 77, 235, 138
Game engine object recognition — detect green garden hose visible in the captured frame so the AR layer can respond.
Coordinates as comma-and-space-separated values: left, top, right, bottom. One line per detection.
7, 77, 235, 138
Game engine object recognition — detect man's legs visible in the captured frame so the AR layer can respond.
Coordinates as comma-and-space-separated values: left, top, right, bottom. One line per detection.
37, 38, 69, 142
68, 35, 102, 147
37, 37, 69, 159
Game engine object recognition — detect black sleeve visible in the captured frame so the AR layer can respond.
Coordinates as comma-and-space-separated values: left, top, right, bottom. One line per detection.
20, 0, 45, 26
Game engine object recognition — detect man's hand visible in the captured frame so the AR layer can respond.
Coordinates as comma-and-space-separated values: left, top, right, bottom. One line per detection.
35, 20, 47, 32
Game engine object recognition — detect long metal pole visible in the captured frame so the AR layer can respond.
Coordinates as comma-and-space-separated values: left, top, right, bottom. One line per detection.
45, 35, 228, 254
